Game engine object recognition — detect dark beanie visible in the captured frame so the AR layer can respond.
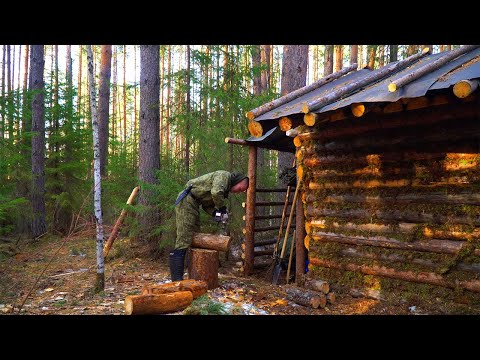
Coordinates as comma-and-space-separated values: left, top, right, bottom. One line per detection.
230, 172, 248, 186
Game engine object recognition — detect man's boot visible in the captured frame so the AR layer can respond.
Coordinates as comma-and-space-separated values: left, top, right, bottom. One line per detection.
169, 249, 187, 281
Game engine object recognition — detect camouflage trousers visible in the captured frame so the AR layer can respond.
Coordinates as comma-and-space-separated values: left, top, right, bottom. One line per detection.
174, 192, 200, 250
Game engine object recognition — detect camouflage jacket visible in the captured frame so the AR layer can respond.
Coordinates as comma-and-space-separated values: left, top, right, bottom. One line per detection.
186, 170, 232, 215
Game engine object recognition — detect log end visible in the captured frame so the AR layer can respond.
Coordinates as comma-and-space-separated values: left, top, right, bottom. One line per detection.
351, 103, 366, 117
304, 235, 310, 251
293, 136, 302, 148
453, 80, 477, 98
125, 296, 134, 315
279, 116, 293, 131
422, 47, 430, 54
248, 120, 263, 138
301, 103, 310, 114
388, 83, 397, 93
303, 112, 317, 126
224, 137, 230, 143
246, 111, 255, 121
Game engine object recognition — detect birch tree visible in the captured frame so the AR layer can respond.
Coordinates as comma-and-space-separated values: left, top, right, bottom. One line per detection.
86, 45, 104, 292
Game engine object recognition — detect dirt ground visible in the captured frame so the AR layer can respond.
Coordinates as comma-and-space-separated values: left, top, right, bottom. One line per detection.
1, 234, 479, 316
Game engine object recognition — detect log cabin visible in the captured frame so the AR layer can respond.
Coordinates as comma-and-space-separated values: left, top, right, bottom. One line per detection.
228, 45, 480, 302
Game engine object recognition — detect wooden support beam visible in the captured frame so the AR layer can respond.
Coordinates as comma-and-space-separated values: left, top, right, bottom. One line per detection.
244, 201, 293, 207
225, 137, 248, 146
388, 45, 478, 92
244, 145, 257, 276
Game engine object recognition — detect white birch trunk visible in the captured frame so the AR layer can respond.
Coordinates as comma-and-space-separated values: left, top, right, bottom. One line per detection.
86, 45, 104, 292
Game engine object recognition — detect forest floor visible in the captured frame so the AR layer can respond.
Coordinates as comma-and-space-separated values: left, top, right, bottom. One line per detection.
1, 233, 479, 316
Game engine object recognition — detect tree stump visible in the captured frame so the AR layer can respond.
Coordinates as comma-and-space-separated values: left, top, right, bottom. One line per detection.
188, 248, 219, 289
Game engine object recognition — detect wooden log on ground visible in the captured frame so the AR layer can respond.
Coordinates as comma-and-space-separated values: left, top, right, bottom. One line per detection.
304, 279, 330, 294
141, 280, 208, 299
326, 292, 336, 304
246, 63, 358, 120
125, 291, 193, 315
309, 257, 480, 293
296, 101, 480, 143
302, 50, 429, 113
453, 79, 479, 98
192, 233, 231, 252
388, 45, 479, 92
188, 248, 219, 289
284, 284, 327, 309
310, 231, 480, 256
104, 186, 140, 257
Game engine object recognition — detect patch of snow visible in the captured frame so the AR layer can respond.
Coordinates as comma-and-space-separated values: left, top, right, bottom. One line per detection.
409, 305, 417, 313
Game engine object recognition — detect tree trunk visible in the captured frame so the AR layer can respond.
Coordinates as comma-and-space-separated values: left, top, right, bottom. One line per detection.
87, 45, 105, 292
261, 45, 271, 91
368, 45, 377, 69
335, 45, 343, 71
350, 45, 358, 66
192, 233, 231, 252
21, 45, 29, 136
133, 45, 138, 175
77, 45, 82, 118
111, 46, 117, 153
98, 45, 112, 177
138, 45, 160, 247
30, 45, 46, 239
252, 45, 262, 95
185, 45, 191, 175
166, 45, 171, 161
389, 45, 398, 63
1, 46, 5, 139
278, 45, 308, 192
284, 284, 326, 308
188, 248, 219, 289
323, 45, 333, 76
378, 45, 385, 67
125, 291, 193, 315
122, 45, 127, 145
141, 279, 208, 299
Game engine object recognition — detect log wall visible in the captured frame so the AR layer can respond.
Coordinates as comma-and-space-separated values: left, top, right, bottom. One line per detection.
296, 97, 480, 299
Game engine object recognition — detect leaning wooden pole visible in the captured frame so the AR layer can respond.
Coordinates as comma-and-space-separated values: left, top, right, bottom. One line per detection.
295, 180, 306, 286
388, 45, 479, 92
246, 63, 358, 120
244, 145, 257, 276
302, 49, 430, 113
104, 186, 140, 257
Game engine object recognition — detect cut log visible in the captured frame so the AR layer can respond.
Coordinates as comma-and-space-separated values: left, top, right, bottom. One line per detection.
279, 116, 293, 131
309, 257, 480, 293
388, 45, 479, 92
304, 279, 330, 294
248, 120, 263, 138
188, 248, 219, 289
453, 79, 479, 98
104, 186, 140, 257
284, 284, 327, 309
304, 112, 318, 126
246, 63, 358, 120
351, 103, 366, 117
225, 137, 248, 146
326, 292, 336, 304
293, 136, 302, 148
302, 50, 429, 113
125, 291, 193, 315
192, 233, 231, 252
310, 231, 480, 256
141, 279, 208, 299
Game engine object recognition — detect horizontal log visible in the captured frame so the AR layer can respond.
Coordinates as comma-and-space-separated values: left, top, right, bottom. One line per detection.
141, 280, 208, 299
310, 231, 480, 256
225, 137, 248, 146
296, 100, 480, 143
254, 238, 278, 247
284, 284, 327, 308
245, 224, 296, 233
247, 63, 358, 120
192, 233, 231, 252
125, 292, 193, 315
249, 201, 293, 207
340, 247, 480, 274
309, 257, 480, 293
255, 249, 274, 257
253, 214, 285, 220
308, 219, 479, 242
304, 192, 480, 206
306, 205, 480, 226
304, 278, 330, 294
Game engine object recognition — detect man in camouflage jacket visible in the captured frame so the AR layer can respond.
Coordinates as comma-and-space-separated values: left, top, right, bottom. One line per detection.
169, 170, 249, 281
